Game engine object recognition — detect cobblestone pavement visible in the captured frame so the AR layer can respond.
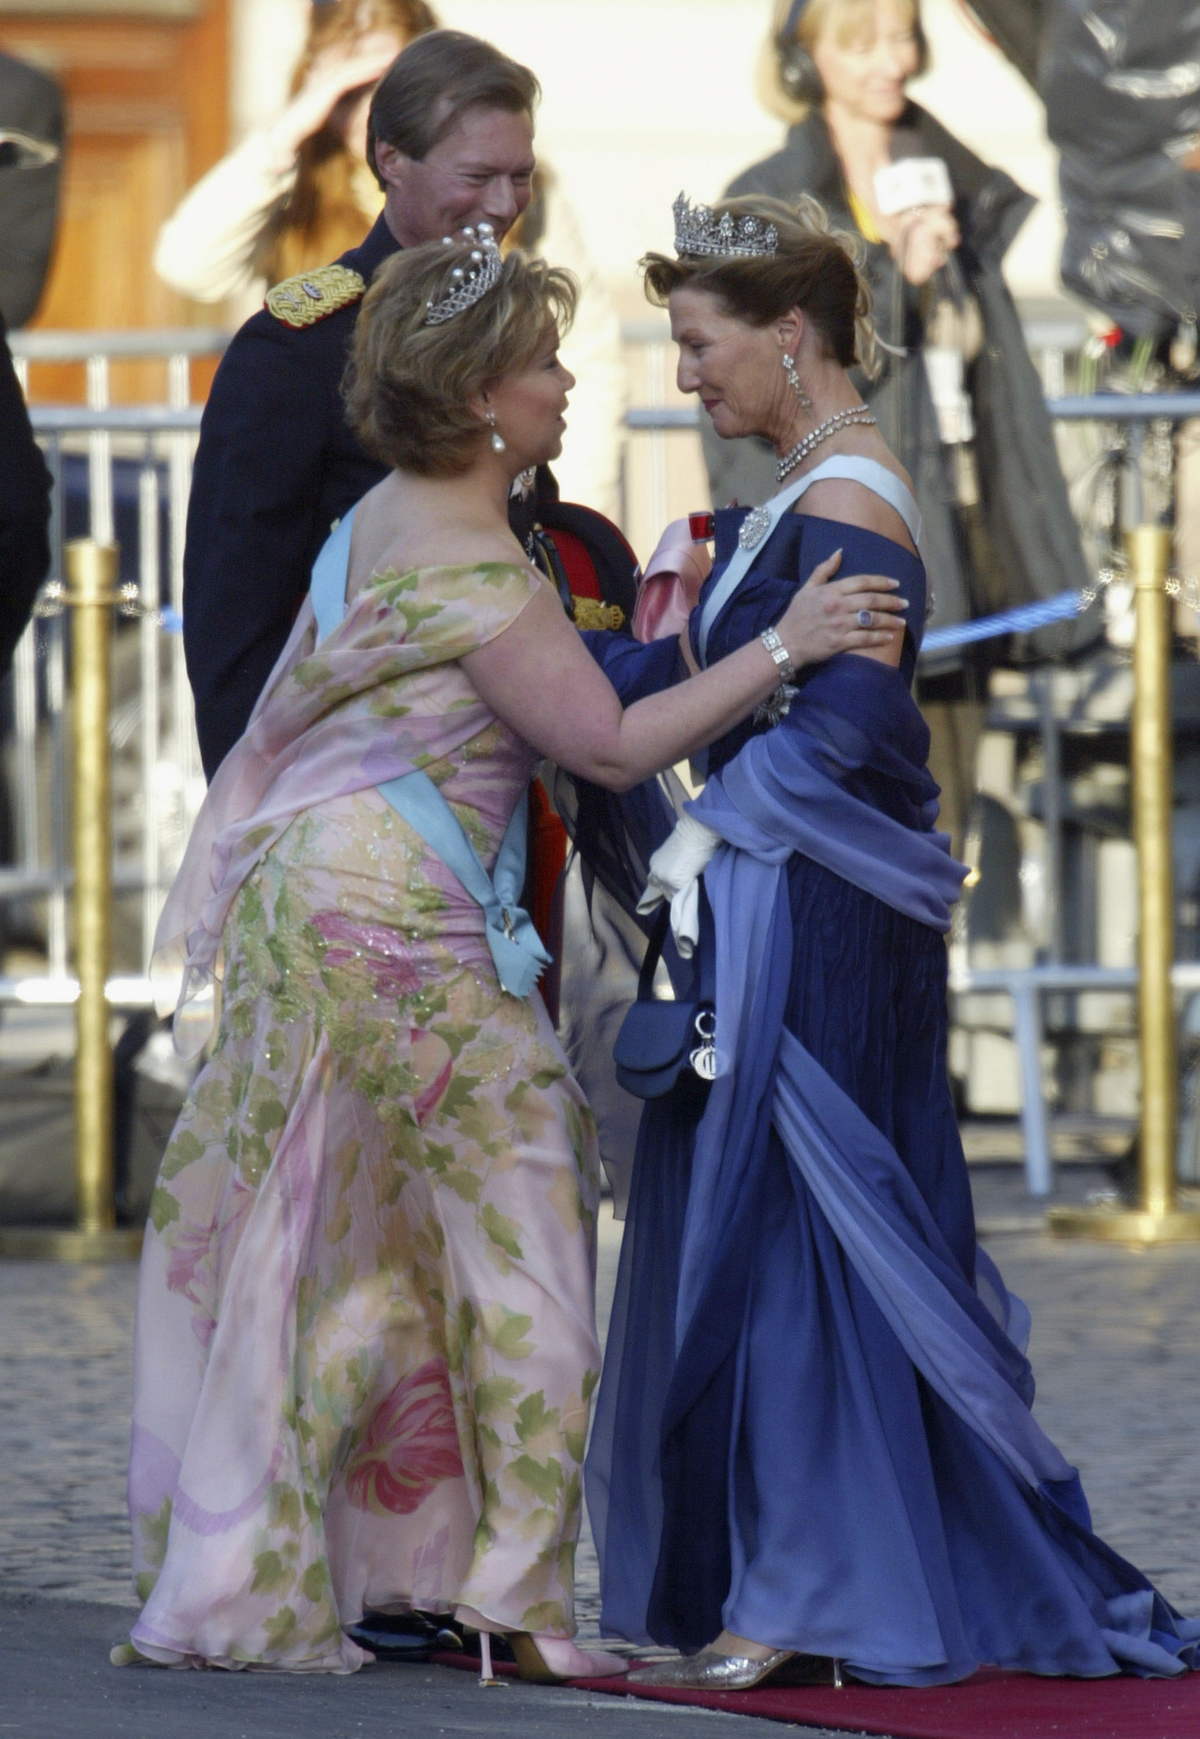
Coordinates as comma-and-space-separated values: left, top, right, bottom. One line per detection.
988, 1228, 1200, 1613
0, 1261, 138, 1607
2, 1172, 1200, 1634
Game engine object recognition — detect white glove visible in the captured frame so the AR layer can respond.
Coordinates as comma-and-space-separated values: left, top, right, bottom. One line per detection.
636, 811, 721, 957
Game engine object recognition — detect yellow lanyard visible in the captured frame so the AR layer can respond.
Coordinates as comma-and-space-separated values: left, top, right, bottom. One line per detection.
847, 186, 883, 245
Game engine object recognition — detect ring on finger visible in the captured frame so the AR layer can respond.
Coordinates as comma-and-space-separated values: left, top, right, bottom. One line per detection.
856, 608, 872, 628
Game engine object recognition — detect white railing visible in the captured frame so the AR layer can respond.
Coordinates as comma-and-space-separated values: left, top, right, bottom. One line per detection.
11, 331, 226, 1000
948, 962, 1200, 1199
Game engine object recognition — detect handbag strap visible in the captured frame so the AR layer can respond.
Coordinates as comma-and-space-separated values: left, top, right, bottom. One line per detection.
636, 888, 716, 1004
306, 509, 550, 999
636, 904, 672, 1001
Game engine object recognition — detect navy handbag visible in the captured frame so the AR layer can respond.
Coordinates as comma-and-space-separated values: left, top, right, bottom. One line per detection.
613, 895, 716, 1102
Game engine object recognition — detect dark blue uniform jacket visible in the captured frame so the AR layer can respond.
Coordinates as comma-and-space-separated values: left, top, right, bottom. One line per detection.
183, 215, 398, 780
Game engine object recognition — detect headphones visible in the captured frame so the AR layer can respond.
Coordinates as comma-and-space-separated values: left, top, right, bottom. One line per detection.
774, 0, 929, 106
775, 0, 823, 104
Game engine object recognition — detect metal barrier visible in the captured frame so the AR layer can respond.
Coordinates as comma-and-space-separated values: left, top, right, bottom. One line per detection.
8, 331, 225, 1004
935, 398, 1200, 1235
0, 541, 147, 1260
953, 952, 1200, 1200
617, 313, 1089, 529
623, 389, 1200, 435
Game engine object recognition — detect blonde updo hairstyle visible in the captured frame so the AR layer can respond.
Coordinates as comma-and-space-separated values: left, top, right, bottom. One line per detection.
642, 194, 879, 378
345, 240, 577, 476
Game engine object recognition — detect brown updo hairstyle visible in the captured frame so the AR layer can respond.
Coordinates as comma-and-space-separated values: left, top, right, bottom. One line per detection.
642, 194, 879, 377
345, 240, 577, 476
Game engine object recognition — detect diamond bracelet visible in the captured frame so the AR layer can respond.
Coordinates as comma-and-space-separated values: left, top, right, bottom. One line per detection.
760, 626, 797, 684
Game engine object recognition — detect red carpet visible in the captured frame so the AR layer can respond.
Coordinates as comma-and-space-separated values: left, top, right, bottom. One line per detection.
434, 1653, 1200, 1738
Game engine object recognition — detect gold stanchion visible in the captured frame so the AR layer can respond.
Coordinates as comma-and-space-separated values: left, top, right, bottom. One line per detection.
1050, 526, 1200, 1244
0, 541, 141, 1262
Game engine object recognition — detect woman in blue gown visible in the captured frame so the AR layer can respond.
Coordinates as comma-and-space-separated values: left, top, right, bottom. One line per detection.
579, 194, 1199, 1690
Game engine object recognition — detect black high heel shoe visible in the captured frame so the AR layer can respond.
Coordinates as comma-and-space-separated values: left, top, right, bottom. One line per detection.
346, 1609, 464, 1662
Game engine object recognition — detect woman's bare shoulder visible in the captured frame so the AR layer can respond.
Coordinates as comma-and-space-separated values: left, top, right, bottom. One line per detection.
793, 452, 918, 555
394, 527, 530, 572
348, 505, 531, 597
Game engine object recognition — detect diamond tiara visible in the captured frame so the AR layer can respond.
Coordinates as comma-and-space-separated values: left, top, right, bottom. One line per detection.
673, 193, 779, 260
424, 224, 502, 326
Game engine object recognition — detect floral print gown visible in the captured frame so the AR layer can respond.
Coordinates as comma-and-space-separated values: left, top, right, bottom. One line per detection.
124, 559, 602, 1672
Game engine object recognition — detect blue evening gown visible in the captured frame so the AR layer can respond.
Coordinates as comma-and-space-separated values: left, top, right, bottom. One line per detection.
579, 497, 1199, 1686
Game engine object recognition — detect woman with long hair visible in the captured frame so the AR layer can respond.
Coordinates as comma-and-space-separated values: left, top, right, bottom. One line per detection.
155, 0, 434, 313
580, 192, 1198, 1689
118, 232, 902, 1674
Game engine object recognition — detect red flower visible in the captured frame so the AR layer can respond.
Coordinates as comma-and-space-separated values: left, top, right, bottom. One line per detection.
345, 1359, 464, 1516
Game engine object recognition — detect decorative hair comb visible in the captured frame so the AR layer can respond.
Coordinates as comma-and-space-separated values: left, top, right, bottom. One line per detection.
673, 193, 779, 259
424, 224, 502, 325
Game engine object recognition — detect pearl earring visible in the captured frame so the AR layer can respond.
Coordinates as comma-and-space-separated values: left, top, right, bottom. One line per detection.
782, 352, 812, 411
486, 409, 506, 453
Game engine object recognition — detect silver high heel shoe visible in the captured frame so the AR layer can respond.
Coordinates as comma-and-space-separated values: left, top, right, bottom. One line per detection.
629, 1649, 845, 1691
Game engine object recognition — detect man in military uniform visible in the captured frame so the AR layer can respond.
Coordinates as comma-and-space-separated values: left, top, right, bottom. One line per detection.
185, 27, 635, 782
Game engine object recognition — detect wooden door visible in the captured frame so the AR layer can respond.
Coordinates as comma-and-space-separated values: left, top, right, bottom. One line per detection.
0, 0, 228, 401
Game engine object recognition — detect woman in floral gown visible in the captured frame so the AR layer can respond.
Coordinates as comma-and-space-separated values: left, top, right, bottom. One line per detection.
119, 233, 905, 1676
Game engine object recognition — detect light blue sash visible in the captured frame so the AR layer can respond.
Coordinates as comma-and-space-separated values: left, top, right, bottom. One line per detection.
696, 456, 924, 668
309, 509, 550, 999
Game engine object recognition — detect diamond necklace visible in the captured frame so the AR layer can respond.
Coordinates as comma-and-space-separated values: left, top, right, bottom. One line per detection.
775, 406, 877, 484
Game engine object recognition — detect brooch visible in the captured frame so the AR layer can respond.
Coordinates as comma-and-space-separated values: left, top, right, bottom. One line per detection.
738, 506, 771, 550
754, 683, 797, 728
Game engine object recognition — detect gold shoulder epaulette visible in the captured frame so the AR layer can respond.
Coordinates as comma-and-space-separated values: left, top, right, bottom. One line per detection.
572, 598, 626, 632
265, 264, 366, 329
